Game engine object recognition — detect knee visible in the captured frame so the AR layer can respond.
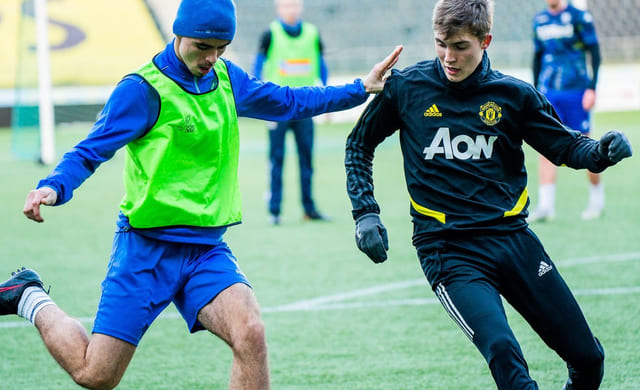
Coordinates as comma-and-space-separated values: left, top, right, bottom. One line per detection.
72, 370, 121, 390
573, 337, 604, 369
567, 338, 605, 388
578, 347, 605, 372
232, 316, 267, 356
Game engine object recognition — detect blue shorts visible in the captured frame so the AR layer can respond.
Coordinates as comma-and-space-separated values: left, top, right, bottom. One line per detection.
544, 89, 591, 134
92, 227, 250, 346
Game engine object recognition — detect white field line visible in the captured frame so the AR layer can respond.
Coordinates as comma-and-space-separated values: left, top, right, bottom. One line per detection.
1, 252, 639, 329
263, 279, 427, 313
559, 251, 640, 266
263, 251, 640, 313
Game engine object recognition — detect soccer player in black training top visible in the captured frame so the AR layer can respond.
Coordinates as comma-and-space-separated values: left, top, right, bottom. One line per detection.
345, 0, 632, 389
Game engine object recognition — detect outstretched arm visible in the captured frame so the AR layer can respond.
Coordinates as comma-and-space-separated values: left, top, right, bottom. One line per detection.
232, 46, 403, 121
523, 87, 631, 172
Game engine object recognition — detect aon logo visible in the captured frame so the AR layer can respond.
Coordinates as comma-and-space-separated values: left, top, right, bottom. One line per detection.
423, 127, 497, 160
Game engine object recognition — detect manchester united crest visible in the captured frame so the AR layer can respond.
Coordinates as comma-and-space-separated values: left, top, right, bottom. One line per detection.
479, 101, 502, 126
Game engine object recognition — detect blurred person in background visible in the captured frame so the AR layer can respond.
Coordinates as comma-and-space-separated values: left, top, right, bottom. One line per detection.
529, 0, 602, 221
253, 0, 331, 225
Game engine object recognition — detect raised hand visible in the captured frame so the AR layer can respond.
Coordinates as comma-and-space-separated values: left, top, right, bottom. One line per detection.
362, 45, 403, 94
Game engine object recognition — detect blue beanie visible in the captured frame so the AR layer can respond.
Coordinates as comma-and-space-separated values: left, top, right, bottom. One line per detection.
172, 0, 236, 41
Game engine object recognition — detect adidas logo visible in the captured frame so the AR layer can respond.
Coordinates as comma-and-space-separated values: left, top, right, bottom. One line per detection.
424, 104, 443, 117
538, 260, 553, 277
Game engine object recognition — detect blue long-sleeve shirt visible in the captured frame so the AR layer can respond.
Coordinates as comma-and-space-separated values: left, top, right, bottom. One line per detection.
532, 4, 600, 91
38, 40, 367, 244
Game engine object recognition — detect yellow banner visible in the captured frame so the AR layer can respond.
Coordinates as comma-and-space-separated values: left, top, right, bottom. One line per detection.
0, 0, 165, 88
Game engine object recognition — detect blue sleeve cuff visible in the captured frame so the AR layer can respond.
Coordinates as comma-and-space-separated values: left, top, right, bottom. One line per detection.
36, 182, 63, 205
354, 78, 366, 94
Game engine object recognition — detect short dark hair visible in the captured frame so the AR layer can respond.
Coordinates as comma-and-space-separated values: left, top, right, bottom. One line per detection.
432, 0, 494, 40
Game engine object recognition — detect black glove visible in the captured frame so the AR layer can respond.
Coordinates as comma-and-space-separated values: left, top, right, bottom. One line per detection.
598, 130, 633, 163
355, 213, 389, 263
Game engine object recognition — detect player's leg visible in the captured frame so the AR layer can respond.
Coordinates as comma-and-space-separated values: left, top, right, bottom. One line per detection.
292, 118, 327, 220
582, 127, 604, 219
583, 169, 603, 219
417, 241, 539, 390
500, 229, 604, 389
36, 307, 135, 389
583, 168, 604, 219
292, 118, 316, 215
0, 267, 136, 389
175, 242, 268, 390
62, 229, 185, 388
198, 283, 269, 390
530, 156, 557, 221
587, 170, 601, 186
267, 121, 288, 224
530, 89, 573, 222
564, 90, 603, 220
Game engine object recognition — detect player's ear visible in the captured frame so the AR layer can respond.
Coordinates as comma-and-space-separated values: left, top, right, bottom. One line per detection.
480, 34, 492, 50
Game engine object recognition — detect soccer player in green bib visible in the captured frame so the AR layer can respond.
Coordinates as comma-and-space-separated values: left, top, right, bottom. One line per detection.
2, 0, 401, 388
253, 0, 331, 224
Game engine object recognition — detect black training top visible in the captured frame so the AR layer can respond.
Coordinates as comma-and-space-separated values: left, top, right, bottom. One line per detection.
345, 52, 613, 242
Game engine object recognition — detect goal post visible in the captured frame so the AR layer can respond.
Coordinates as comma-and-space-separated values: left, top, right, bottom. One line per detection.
35, 0, 56, 165
11, 0, 55, 164
8, 0, 166, 164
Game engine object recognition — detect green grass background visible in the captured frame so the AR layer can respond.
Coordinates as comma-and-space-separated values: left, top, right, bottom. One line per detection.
1, 110, 639, 389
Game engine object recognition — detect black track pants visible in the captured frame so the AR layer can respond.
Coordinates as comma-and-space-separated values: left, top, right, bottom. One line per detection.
417, 228, 604, 390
